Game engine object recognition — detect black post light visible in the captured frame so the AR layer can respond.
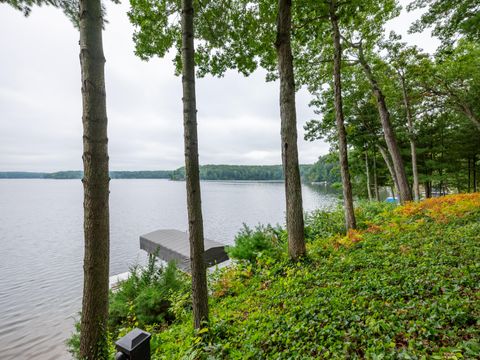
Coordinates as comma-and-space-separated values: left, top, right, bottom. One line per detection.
115, 328, 151, 360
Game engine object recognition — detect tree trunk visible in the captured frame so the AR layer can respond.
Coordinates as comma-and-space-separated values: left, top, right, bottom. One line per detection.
78, 0, 110, 358
425, 181, 431, 198
181, 0, 209, 329
329, 2, 356, 229
468, 158, 471, 192
358, 46, 412, 203
399, 75, 420, 201
377, 144, 399, 193
276, 0, 306, 259
474, 154, 477, 193
461, 104, 480, 133
373, 149, 380, 201
365, 150, 372, 201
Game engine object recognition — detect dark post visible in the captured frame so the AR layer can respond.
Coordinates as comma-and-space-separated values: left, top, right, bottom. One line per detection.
115, 328, 151, 360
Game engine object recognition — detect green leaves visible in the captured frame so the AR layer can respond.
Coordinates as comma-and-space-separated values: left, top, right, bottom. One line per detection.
128, 0, 181, 62
408, 0, 480, 44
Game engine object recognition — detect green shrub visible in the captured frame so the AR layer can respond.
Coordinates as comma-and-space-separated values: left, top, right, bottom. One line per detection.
226, 224, 286, 263
305, 206, 346, 240
354, 200, 396, 229
109, 256, 189, 330
305, 201, 396, 241
68, 256, 190, 358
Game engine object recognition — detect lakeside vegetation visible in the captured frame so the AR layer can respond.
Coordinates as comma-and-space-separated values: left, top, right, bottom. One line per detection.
69, 194, 480, 359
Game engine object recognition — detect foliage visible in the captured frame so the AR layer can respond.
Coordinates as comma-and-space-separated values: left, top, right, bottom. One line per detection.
109, 171, 172, 179
303, 154, 341, 184
171, 164, 313, 182
304, 206, 346, 240
67, 316, 117, 359
143, 194, 480, 359
108, 256, 190, 331
226, 224, 286, 264
67, 256, 190, 358
408, 0, 480, 43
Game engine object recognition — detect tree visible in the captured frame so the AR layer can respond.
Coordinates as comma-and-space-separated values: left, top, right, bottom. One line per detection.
181, 0, 209, 328
276, 0, 306, 258
408, 0, 480, 44
323, 0, 412, 203
419, 41, 480, 133
383, 36, 427, 201
129, 0, 209, 328
351, 41, 412, 203
290, 0, 359, 229
329, 0, 356, 228
297, 0, 412, 203
304, 63, 394, 199
129, 0, 305, 259
78, 0, 111, 356
3, 0, 112, 357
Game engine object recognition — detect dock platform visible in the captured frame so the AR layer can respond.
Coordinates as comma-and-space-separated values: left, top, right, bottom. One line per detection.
140, 229, 229, 271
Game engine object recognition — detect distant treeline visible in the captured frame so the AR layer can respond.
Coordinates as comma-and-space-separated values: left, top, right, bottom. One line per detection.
0, 170, 172, 179
302, 155, 341, 184
171, 164, 314, 181
0, 160, 339, 182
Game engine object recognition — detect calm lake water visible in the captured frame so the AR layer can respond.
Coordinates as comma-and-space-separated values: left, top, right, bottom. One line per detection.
0, 179, 338, 359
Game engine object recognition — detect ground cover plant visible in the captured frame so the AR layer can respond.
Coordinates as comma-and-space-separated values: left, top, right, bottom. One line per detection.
146, 194, 480, 359
77, 194, 480, 359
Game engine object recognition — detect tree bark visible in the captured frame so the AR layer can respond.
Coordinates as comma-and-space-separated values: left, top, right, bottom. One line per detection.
399, 75, 420, 201
365, 150, 372, 201
78, 0, 110, 358
276, 0, 306, 259
358, 46, 412, 203
329, 2, 356, 229
468, 158, 471, 192
377, 144, 399, 193
461, 103, 480, 133
425, 181, 431, 198
181, 0, 209, 329
474, 154, 477, 193
373, 149, 380, 201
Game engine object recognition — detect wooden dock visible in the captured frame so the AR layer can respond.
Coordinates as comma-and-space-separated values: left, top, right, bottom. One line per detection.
139, 229, 229, 272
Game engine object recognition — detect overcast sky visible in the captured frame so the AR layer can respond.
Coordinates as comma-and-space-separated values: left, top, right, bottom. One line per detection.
0, 0, 438, 172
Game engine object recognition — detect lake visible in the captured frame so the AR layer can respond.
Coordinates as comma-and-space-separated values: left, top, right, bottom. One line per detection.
0, 179, 338, 359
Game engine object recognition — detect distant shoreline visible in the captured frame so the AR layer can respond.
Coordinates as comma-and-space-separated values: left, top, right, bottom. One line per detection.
0, 170, 172, 180
0, 164, 316, 181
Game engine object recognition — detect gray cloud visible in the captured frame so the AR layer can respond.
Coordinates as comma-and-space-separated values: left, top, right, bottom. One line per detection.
0, 0, 437, 172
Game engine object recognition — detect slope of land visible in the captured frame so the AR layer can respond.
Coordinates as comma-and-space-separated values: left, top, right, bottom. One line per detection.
150, 194, 480, 359
68, 194, 480, 359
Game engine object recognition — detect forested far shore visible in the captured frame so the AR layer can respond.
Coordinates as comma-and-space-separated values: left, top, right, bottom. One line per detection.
171, 164, 315, 181
0, 170, 172, 179
0, 162, 333, 182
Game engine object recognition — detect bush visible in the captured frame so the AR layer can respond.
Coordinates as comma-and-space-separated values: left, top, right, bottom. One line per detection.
304, 206, 346, 240
354, 200, 396, 229
226, 224, 286, 263
109, 255, 189, 331
305, 201, 397, 242
68, 256, 190, 358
